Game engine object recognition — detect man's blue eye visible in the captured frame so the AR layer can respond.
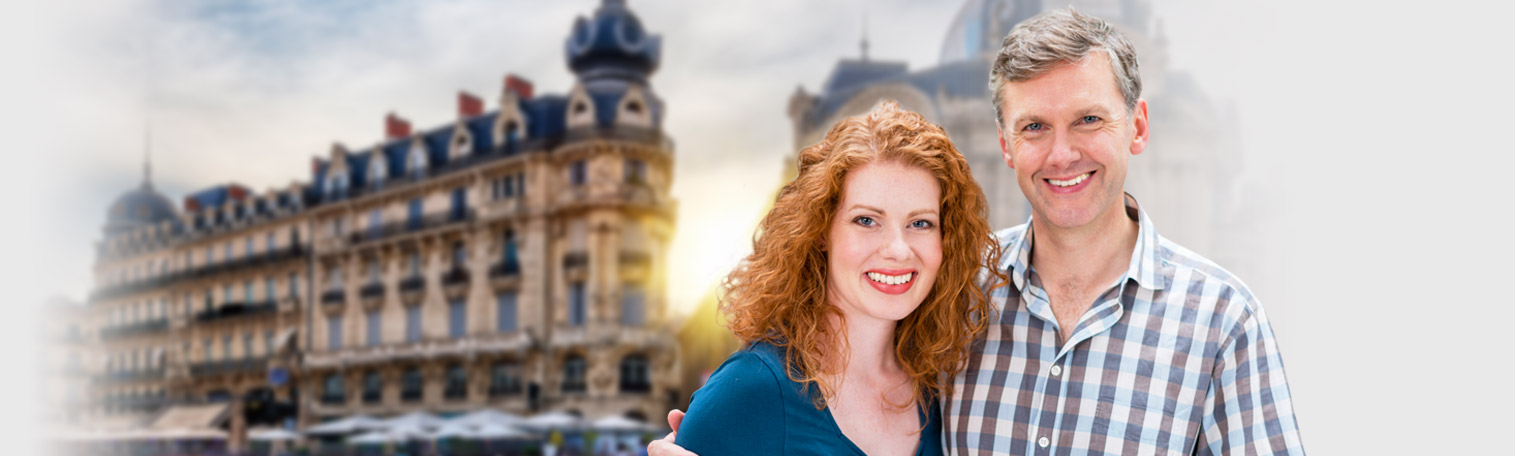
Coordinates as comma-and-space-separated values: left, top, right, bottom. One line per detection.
1082, 115, 1099, 124
854, 216, 875, 226
1025, 123, 1043, 131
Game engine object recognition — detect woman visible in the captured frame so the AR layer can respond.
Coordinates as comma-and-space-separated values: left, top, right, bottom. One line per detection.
673, 101, 1003, 455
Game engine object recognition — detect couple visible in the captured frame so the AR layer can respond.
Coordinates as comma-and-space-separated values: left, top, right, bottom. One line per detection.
658, 9, 1304, 456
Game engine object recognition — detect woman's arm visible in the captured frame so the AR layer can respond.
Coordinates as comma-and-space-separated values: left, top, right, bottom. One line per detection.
674, 350, 787, 455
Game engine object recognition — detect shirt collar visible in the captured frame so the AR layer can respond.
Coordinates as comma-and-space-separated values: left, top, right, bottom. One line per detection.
1003, 193, 1168, 293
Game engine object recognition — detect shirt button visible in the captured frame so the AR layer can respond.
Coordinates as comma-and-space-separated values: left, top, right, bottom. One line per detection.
1050, 365, 1062, 377
1038, 436, 1050, 448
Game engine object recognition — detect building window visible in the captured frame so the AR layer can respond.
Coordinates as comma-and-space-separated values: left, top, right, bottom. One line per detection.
322, 374, 346, 405
625, 159, 647, 184
222, 336, 232, 360
243, 280, 254, 304
264, 330, 275, 356
362, 372, 383, 404
225, 242, 233, 261
496, 292, 518, 333
245, 236, 254, 257
243, 333, 254, 359
450, 187, 467, 221
452, 242, 466, 268
224, 285, 234, 304
328, 267, 343, 290
206, 246, 213, 265
368, 209, 382, 239
266, 232, 277, 254
407, 251, 421, 277
622, 284, 646, 326
448, 300, 466, 339
264, 278, 275, 304
367, 260, 381, 285
569, 282, 587, 326
620, 355, 650, 393
570, 160, 587, 186
203, 290, 213, 315
405, 306, 421, 342
444, 364, 468, 400
370, 156, 387, 188
288, 273, 300, 298
401, 368, 423, 402
563, 355, 586, 393
328, 315, 343, 350
489, 361, 523, 397
407, 198, 422, 230
501, 230, 519, 269
409, 144, 428, 177
366, 309, 381, 347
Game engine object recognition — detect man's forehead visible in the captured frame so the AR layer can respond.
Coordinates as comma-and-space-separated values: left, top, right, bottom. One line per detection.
999, 57, 1125, 121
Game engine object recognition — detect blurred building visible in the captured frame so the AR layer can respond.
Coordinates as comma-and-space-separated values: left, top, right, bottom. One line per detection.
787, 0, 1250, 266
76, 0, 681, 449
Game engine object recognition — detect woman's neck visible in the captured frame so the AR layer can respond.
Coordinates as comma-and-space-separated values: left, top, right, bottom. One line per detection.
828, 311, 902, 381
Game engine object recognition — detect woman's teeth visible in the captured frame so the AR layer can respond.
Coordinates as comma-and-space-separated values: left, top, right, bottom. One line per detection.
867, 272, 913, 285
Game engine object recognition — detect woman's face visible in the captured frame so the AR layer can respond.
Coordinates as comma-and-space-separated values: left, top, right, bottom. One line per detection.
825, 161, 943, 324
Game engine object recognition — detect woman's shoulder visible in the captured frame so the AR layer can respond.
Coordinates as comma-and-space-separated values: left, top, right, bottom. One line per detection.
705, 341, 790, 394
676, 341, 791, 454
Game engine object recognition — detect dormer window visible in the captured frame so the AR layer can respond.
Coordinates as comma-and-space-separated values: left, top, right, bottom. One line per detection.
504, 121, 520, 144
370, 155, 386, 188
573, 102, 588, 114
408, 143, 428, 178
325, 172, 348, 200
454, 133, 471, 157
626, 101, 642, 114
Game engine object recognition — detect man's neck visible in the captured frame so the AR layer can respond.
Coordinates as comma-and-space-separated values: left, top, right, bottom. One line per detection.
1028, 200, 1140, 295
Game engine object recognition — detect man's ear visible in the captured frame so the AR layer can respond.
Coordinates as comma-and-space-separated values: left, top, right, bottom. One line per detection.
1129, 98, 1149, 156
998, 126, 1016, 170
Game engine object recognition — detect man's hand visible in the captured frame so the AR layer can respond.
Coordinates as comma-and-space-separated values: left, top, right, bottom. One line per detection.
646, 409, 696, 456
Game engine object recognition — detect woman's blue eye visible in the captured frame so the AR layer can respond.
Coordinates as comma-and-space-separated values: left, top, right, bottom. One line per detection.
1081, 115, 1099, 124
911, 219, 935, 229
853, 216, 876, 226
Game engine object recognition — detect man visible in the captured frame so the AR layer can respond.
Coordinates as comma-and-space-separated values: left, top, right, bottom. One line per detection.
653, 8, 1303, 455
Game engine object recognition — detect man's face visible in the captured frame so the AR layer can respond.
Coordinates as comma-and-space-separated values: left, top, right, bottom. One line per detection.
996, 54, 1148, 231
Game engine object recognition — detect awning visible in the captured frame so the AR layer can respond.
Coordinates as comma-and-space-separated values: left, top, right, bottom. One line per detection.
273, 327, 298, 354
149, 403, 229, 430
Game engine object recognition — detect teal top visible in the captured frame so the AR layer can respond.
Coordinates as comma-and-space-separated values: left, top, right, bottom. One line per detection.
675, 341, 942, 456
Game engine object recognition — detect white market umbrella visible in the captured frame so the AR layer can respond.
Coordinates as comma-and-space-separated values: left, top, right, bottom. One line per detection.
432, 423, 477, 440
379, 411, 445, 430
519, 411, 584, 432
305, 414, 383, 435
347, 431, 397, 444
476, 423, 532, 440
591, 415, 652, 433
249, 428, 301, 441
451, 409, 524, 428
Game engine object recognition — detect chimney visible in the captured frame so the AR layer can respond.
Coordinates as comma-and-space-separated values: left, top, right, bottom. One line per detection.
385, 113, 411, 139
184, 197, 200, 213
504, 74, 534, 100
458, 91, 484, 117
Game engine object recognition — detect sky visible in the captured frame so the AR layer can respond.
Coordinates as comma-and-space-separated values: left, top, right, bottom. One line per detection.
3, 0, 1513, 453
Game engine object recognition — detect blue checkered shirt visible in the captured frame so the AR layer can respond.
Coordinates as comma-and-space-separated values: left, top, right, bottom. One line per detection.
945, 197, 1304, 455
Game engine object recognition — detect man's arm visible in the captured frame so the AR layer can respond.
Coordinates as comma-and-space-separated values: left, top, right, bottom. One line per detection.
1196, 304, 1305, 455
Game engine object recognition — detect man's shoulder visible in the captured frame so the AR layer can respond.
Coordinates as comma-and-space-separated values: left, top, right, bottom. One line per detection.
1154, 234, 1264, 319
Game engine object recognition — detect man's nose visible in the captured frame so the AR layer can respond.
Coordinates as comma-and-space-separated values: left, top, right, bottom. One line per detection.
1046, 131, 1080, 167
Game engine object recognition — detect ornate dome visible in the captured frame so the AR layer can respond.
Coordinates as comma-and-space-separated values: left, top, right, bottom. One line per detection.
104, 177, 179, 236
938, 0, 1151, 64
565, 0, 661, 82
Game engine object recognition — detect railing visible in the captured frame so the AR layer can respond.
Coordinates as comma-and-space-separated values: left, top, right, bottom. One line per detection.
193, 301, 277, 324
562, 251, 589, 269
620, 380, 652, 394
400, 388, 423, 402
487, 383, 524, 398
93, 368, 166, 384
319, 393, 347, 406
619, 250, 651, 267
99, 319, 169, 340
489, 260, 521, 278
189, 357, 267, 376
359, 282, 385, 299
399, 276, 425, 292
90, 246, 305, 301
562, 381, 587, 394
347, 210, 476, 246
320, 289, 346, 305
441, 267, 470, 286
444, 386, 468, 401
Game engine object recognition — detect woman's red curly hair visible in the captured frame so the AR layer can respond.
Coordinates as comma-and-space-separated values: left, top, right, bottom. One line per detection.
721, 100, 1005, 411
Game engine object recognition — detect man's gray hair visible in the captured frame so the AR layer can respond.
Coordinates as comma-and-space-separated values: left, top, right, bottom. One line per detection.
989, 7, 1142, 126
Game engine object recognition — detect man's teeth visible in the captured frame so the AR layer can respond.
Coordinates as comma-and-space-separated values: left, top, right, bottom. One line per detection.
1048, 172, 1092, 187
867, 272, 914, 285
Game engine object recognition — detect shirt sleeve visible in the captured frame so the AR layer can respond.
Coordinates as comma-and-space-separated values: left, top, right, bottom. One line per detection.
675, 350, 786, 455
1196, 302, 1306, 455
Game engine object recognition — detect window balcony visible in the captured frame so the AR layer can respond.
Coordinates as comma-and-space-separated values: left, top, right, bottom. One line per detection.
320, 290, 346, 306
193, 301, 277, 324
359, 282, 385, 304
489, 260, 521, 278
441, 267, 470, 286
93, 368, 166, 384
99, 319, 169, 340
562, 251, 589, 269
90, 245, 305, 301
188, 357, 268, 377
